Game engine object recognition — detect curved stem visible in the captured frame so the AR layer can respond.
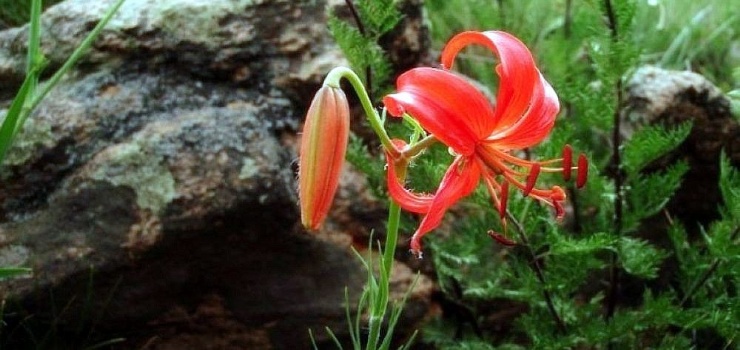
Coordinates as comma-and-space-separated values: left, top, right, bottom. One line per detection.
506, 210, 568, 334
383, 201, 401, 283
324, 67, 398, 157
399, 135, 437, 161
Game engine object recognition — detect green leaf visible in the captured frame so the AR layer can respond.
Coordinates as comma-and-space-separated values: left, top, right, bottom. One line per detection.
548, 232, 616, 255
718, 151, 740, 221
356, 0, 402, 37
624, 161, 689, 231
0, 68, 37, 165
0, 266, 31, 280
705, 220, 740, 259
617, 237, 667, 279
622, 122, 692, 174
327, 15, 392, 92
666, 221, 689, 265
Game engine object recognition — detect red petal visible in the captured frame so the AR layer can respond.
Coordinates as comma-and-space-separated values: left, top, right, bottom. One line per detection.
441, 31, 540, 132
409, 157, 481, 255
385, 147, 434, 214
485, 74, 559, 149
383, 68, 495, 155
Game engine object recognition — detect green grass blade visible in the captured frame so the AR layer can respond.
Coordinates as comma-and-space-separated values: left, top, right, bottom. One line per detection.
308, 329, 320, 350
29, 0, 127, 112
324, 326, 344, 349
0, 266, 32, 279
0, 69, 38, 164
82, 338, 125, 350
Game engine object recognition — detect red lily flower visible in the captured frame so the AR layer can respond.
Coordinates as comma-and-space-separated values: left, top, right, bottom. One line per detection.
383, 31, 587, 257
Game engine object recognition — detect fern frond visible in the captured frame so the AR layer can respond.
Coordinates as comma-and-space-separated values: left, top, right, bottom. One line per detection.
356, 0, 402, 37
623, 161, 689, 232
622, 122, 692, 174
617, 237, 667, 279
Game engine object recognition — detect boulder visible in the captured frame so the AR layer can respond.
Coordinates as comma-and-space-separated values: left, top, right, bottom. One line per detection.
0, 0, 432, 348
627, 66, 740, 225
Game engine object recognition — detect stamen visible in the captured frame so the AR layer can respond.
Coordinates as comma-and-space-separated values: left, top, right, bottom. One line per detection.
482, 172, 502, 209
488, 230, 517, 246
562, 144, 572, 181
524, 163, 540, 196
478, 145, 538, 168
576, 154, 588, 188
499, 180, 509, 218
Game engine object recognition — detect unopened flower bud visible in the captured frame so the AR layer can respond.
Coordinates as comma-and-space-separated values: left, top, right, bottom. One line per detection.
298, 85, 350, 230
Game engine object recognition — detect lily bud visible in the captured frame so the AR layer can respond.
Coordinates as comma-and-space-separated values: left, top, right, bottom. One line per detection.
298, 85, 350, 231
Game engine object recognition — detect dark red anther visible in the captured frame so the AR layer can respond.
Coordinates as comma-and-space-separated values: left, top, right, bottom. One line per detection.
576, 153, 588, 188
524, 163, 540, 196
488, 230, 517, 246
499, 181, 509, 218
562, 144, 573, 181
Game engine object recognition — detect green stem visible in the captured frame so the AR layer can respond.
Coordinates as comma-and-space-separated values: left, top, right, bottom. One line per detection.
365, 201, 402, 350
382, 201, 401, 285
324, 67, 398, 157
401, 135, 437, 160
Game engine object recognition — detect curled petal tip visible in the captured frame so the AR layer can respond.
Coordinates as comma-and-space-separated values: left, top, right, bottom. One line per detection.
409, 236, 424, 259
382, 95, 406, 117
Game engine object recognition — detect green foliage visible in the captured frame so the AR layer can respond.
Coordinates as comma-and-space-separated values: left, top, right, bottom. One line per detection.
548, 232, 616, 256
327, 0, 401, 98
0, 267, 31, 280
718, 151, 740, 221
355, 0, 402, 37
617, 237, 667, 279
622, 122, 693, 174
624, 161, 689, 232
332, 0, 740, 348
346, 134, 387, 199
0, 0, 63, 28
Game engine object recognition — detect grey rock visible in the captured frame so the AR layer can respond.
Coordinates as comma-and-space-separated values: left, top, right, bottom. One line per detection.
0, 0, 431, 348
627, 65, 740, 225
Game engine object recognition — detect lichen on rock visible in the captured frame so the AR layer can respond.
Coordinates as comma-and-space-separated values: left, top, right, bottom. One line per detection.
89, 140, 176, 214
